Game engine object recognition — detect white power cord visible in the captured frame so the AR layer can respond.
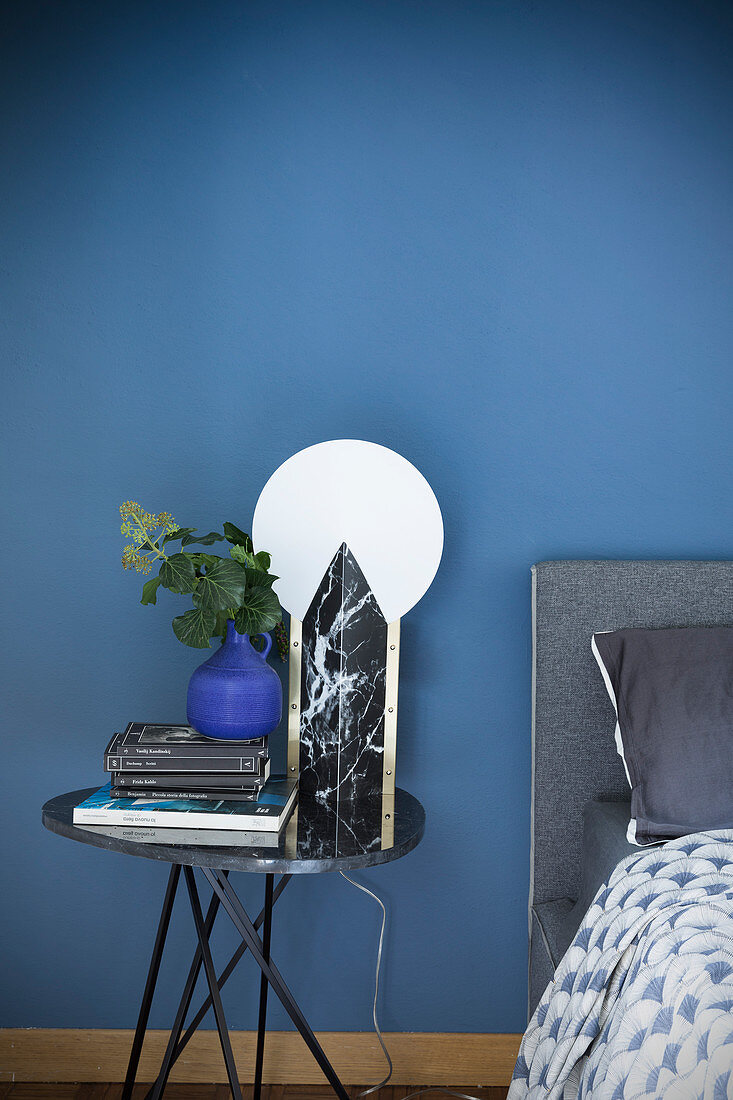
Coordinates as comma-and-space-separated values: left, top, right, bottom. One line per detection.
339, 870, 485, 1100
339, 870, 393, 1094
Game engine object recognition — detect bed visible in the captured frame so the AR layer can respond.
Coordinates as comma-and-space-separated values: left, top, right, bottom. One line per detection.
518, 560, 733, 1098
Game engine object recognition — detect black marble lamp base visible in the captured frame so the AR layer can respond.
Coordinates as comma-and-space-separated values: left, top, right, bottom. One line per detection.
298, 543, 390, 802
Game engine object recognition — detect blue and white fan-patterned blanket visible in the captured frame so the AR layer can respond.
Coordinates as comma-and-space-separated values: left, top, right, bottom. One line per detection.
510, 831, 733, 1099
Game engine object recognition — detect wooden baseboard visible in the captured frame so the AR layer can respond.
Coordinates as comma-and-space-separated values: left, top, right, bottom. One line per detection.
0, 1029, 520, 1085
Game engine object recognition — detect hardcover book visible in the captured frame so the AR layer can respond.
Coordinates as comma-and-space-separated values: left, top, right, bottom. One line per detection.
73, 777, 298, 832
105, 724, 268, 774
105, 754, 268, 773
110, 786, 261, 802
106, 723, 267, 756
110, 760, 271, 790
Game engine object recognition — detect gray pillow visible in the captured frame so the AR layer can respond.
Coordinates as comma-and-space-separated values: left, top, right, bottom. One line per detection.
592, 626, 733, 845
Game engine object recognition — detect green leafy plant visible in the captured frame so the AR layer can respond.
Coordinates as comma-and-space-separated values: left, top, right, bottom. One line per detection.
119, 502, 287, 655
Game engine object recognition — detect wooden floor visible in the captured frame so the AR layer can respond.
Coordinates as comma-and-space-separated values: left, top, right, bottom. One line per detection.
0, 1087, 508, 1099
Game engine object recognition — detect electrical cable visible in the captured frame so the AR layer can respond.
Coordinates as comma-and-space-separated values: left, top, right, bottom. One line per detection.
339, 870, 393, 1095
339, 871, 485, 1100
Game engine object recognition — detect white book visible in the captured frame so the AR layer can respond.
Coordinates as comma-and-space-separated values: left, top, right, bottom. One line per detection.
76, 823, 280, 848
73, 777, 298, 833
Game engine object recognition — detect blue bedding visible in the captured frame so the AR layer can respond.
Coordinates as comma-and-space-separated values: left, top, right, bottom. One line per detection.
511, 831, 733, 1099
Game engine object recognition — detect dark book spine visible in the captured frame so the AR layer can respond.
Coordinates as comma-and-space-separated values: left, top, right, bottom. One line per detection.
109, 744, 267, 759
110, 787, 261, 802
110, 772, 266, 790
105, 754, 267, 773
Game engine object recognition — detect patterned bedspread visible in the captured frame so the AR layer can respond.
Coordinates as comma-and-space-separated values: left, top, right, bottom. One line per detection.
510, 831, 733, 1099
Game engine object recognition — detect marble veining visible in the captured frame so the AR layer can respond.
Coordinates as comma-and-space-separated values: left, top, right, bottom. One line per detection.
299, 543, 388, 811
295, 793, 384, 860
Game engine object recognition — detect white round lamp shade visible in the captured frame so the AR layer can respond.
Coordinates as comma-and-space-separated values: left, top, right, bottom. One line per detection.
252, 440, 443, 624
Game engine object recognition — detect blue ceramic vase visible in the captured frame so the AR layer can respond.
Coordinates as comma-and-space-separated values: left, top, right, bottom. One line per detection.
186, 620, 282, 740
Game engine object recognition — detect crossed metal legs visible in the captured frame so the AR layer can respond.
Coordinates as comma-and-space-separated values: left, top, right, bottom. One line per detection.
122, 863, 350, 1100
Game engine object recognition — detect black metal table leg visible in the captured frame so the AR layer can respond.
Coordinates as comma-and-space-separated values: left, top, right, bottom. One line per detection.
122, 863, 180, 1100
202, 867, 350, 1100
164, 873, 291, 1073
145, 872, 228, 1100
184, 866, 243, 1100
128, 872, 291, 1100
253, 873, 274, 1100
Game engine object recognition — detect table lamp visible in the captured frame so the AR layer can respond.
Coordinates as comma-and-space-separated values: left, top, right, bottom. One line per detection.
253, 439, 443, 844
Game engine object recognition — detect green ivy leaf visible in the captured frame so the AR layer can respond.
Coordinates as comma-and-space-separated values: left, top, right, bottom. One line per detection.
234, 580, 281, 636
230, 543, 257, 569
140, 576, 162, 605
244, 566, 278, 588
162, 527, 196, 545
223, 522, 253, 551
181, 531, 226, 547
213, 609, 231, 643
172, 607, 216, 648
230, 548, 277, 582
159, 553, 197, 594
189, 552, 219, 569
192, 558, 247, 613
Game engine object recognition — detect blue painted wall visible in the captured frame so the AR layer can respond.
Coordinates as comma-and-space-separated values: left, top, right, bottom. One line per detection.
3, 0, 733, 1033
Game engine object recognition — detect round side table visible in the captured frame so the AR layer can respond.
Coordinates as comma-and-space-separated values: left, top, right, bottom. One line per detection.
42, 786, 425, 1100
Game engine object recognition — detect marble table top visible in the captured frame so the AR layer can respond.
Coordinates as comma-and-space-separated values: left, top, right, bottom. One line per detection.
42, 786, 425, 874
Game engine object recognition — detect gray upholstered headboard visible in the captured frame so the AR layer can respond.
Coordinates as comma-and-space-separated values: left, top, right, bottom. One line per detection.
530, 560, 733, 910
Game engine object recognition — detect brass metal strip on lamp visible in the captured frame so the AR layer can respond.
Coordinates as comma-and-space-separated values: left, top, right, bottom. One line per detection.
286, 617, 302, 781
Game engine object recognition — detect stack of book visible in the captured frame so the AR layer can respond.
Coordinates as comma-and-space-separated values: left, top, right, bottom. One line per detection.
104, 722, 271, 801
72, 722, 298, 841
